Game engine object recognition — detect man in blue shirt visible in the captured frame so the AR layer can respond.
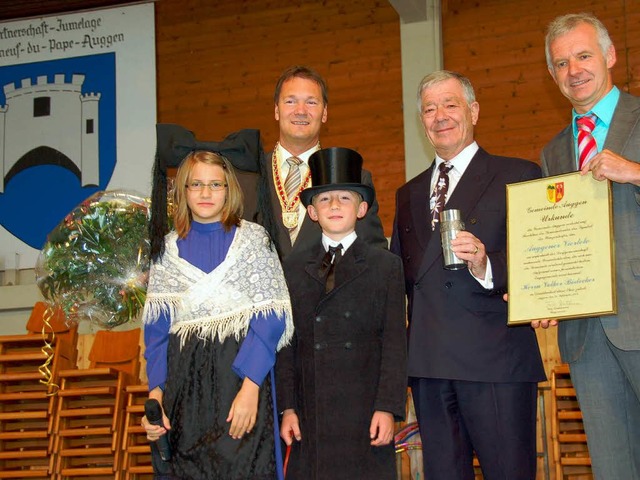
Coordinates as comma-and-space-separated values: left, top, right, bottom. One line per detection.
541, 13, 640, 478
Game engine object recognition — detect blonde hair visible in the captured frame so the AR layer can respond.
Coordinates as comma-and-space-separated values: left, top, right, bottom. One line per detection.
172, 151, 244, 238
310, 189, 363, 206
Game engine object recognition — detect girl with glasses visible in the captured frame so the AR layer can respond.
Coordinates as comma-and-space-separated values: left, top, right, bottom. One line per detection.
142, 146, 293, 480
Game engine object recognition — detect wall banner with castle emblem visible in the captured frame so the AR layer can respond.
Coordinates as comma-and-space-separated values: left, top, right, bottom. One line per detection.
0, 2, 156, 271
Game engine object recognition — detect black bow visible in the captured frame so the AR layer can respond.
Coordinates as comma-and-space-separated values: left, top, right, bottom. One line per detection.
320, 244, 342, 293
149, 124, 265, 262
156, 123, 262, 173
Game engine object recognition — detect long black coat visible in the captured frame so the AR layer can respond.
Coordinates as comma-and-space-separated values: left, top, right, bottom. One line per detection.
276, 238, 407, 480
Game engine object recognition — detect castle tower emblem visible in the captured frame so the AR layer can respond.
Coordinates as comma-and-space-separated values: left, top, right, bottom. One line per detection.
0, 73, 101, 193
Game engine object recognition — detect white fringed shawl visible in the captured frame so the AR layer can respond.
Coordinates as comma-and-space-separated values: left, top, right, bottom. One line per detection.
142, 220, 293, 350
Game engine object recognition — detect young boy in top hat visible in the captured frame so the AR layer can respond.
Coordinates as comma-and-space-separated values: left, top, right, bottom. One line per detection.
276, 147, 407, 480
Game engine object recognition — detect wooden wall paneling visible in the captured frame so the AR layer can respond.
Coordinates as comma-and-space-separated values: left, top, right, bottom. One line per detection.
155, 0, 404, 236
443, 0, 634, 162
622, 7, 640, 95
443, 0, 625, 33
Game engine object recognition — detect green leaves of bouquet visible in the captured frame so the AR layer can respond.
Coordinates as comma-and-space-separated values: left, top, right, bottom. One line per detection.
36, 191, 151, 329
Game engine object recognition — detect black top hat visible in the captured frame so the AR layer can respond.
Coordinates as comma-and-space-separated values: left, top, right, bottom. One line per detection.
300, 147, 374, 207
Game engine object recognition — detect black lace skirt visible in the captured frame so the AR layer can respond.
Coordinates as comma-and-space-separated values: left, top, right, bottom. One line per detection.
162, 333, 276, 480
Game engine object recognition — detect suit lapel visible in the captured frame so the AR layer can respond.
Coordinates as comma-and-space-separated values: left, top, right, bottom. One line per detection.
304, 239, 369, 301
266, 150, 291, 256
410, 163, 436, 252
605, 92, 640, 156
304, 245, 328, 287
331, 239, 368, 293
550, 130, 575, 174
267, 149, 318, 258
293, 212, 315, 248
415, 148, 496, 282
447, 148, 494, 217
547, 93, 640, 176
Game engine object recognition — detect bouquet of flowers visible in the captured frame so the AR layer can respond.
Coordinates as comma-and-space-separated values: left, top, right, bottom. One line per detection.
36, 190, 151, 329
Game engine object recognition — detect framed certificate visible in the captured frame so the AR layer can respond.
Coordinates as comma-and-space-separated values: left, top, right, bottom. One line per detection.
506, 172, 616, 325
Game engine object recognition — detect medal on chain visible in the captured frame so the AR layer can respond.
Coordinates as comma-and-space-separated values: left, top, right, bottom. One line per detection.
272, 145, 313, 229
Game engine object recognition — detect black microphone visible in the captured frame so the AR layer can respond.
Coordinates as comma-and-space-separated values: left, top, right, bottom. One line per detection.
144, 399, 171, 461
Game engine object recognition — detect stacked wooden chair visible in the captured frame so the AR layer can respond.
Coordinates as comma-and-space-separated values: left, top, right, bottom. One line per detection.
121, 383, 153, 479
52, 328, 141, 480
0, 301, 78, 478
551, 364, 592, 479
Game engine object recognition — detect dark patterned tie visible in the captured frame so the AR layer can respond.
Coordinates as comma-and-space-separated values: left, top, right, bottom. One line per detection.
320, 244, 343, 293
430, 162, 453, 231
577, 114, 598, 169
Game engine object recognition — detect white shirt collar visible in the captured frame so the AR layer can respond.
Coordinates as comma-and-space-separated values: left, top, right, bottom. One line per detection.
433, 141, 479, 175
322, 231, 357, 254
278, 143, 320, 168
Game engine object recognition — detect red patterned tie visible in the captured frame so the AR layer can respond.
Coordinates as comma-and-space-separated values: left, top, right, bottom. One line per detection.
577, 114, 597, 169
430, 162, 453, 231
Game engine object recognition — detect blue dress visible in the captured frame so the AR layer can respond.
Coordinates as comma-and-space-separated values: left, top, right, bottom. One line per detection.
144, 221, 285, 479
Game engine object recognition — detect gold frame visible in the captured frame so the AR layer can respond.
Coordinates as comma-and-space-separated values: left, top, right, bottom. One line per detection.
506, 171, 616, 325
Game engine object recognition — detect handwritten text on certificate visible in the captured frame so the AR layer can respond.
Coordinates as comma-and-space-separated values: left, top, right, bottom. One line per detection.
506, 172, 615, 324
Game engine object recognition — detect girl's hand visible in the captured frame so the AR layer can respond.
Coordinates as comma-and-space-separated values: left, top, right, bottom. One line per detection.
142, 387, 171, 441
227, 377, 259, 439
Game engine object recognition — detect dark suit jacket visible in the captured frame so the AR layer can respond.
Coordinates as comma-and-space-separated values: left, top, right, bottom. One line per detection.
541, 91, 640, 360
276, 238, 407, 480
236, 150, 387, 260
391, 147, 545, 383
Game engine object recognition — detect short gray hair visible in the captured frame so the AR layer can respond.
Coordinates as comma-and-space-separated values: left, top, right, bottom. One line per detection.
416, 70, 476, 112
545, 13, 613, 70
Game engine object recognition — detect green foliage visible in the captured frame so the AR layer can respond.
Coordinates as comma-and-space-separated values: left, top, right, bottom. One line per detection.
36, 191, 151, 329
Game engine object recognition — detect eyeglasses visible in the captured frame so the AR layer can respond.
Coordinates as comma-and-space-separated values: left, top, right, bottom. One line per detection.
185, 181, 227, 192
